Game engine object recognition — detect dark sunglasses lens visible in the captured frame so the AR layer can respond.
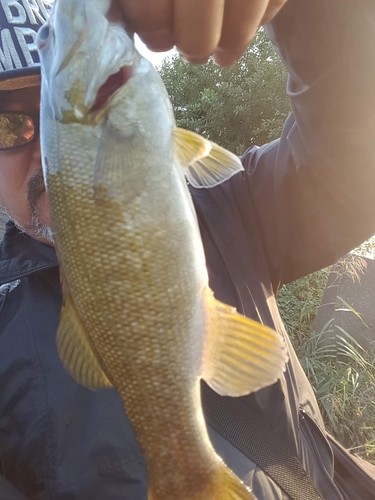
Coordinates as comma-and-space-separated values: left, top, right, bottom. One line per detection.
0, 113, 36, 150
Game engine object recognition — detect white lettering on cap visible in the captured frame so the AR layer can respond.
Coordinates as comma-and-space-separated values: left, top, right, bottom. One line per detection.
36, 0, 54, 20
0, 28, 22, 70
22, 0, 45, 25
1, 0, 27, 24
21, 0, 54, 24
0, 0, 55, 72
14, 26, 37, 65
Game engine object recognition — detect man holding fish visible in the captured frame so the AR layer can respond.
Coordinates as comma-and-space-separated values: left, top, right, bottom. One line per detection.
0, 0, 374, 499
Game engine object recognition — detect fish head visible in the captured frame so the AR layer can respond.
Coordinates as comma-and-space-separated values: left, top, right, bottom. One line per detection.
37, 0, 175, 183
37, 0, 138, 126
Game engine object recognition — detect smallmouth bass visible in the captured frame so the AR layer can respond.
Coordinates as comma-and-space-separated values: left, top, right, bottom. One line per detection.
38, 1, 287, 498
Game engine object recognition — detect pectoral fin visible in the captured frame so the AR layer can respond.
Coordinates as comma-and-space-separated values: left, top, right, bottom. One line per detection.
57, 292, 112, 389
173, 128, 244, 188
94, 120, 146, 204
202, 291, 287, 397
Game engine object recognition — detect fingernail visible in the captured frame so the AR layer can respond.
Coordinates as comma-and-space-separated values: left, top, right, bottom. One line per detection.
261, 7, 283, 25
138, 30, 174, 52
212, 49, 237, 68
181, 54, 210, 65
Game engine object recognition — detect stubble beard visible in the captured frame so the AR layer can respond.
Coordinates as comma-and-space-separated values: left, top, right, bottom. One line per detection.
29, 209, 54, 244
27, 169, 54, 244
1, 169, 54, 244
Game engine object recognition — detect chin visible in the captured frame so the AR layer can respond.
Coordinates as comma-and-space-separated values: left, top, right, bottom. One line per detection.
27, 193, 54, 245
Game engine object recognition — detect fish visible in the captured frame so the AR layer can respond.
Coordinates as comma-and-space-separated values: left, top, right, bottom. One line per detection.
37, 1, 287, 499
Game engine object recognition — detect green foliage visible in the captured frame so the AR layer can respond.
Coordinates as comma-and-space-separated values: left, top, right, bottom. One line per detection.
159, 29, 290, 155
300, 326, 375, 462
353, 235, 375, 259
277, 252, 375, 463
277, 249, 373, 347
277, 268, 330, 345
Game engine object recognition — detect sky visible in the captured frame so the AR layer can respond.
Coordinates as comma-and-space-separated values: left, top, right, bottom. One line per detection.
134, 36, 176, 67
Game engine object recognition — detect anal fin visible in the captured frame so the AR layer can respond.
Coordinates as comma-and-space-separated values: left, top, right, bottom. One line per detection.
202, 291, 288, 397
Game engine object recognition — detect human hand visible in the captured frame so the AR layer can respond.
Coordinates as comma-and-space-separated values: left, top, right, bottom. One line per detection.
110, 0, 288, 66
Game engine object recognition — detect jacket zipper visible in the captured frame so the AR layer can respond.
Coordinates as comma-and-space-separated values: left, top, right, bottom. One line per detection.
0, 264, 58, 322
0, 263, 58, 287
299, 410, 343, 500
0, 287, 9, 317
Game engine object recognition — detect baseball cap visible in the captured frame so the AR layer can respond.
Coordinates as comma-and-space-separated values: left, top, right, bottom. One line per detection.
0, 0, 54, 91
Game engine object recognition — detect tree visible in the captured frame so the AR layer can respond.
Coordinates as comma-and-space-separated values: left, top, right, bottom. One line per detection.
159, 29, 290, 155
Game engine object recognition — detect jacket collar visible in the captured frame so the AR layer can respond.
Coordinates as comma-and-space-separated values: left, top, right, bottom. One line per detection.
0, 222, 58, 286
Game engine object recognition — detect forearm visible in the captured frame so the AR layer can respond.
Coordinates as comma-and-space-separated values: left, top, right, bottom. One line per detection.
242, 0, 375, 285
266, 0, 375, 166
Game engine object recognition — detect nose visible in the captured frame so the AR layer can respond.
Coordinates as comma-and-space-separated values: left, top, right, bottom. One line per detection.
33, 133, 41, 152
30, 137, 43, 176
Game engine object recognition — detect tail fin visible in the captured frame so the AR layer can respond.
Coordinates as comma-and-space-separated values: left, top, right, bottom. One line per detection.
216, 462, 257, 500
148, 460, 256, 500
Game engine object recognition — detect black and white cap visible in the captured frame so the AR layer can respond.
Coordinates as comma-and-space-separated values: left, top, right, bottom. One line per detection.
0, 0, 54, 91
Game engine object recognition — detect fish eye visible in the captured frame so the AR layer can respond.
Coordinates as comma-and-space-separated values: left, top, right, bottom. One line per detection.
37, 24, 51, 49
39, 25, 50, 41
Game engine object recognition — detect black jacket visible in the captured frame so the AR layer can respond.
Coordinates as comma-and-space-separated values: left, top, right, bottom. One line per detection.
1, 0, 375, 498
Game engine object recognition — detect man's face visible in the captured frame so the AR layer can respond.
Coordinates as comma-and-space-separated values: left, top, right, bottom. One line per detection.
0, 85, 52, 245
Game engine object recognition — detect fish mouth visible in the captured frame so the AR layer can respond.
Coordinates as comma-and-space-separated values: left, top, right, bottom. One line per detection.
89, 65, 133, 114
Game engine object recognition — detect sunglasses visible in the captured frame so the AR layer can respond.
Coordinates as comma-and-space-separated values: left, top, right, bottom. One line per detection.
0, 111, 40, 151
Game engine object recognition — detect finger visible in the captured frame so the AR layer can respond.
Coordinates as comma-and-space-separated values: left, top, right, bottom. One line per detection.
117, 0, 174, 51
213, 0, 268, 67
260, 0, 288, 25
173, 0, 226, 64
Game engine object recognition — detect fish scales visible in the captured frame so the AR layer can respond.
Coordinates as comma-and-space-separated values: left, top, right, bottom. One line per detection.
47, 129, 214, 495
38, 1, 288, 498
